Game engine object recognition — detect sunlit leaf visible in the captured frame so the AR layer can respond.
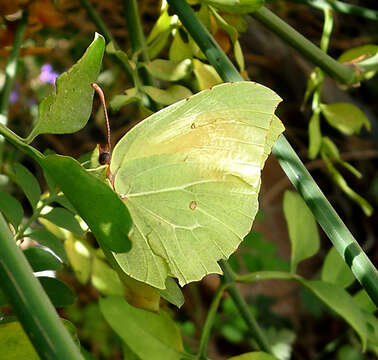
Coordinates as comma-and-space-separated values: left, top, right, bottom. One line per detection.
144, 59, 192, 81
143, 85, 192, 105
91, 256, 124, 295
39, 207, 83, 235
227, 352, 278, 360
156, 278, 185, 308
193, 59, 222, 90
65, 235, 92, 284
0, 321, 39, 360
169, 29, 192, 61
25, 34, 105, 142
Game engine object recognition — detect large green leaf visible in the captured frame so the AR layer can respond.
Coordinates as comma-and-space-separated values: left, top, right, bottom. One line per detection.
25, 34, 105, 143
39, 154, 132, 253
111, 82, 283, 288
300, 280, 368, 351
283, 190, 320, 273
0, 321, 39, 360
99, 295, 187, 360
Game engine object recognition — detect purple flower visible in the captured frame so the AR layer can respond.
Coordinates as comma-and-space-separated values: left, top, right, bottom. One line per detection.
10, 90, 19, 104
39, 64, 59, 85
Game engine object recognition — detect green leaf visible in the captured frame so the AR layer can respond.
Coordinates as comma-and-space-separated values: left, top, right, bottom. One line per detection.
353, 289, 376, 314
320, 150, 373, 216
308, 112, 321, 159
234, 40, 245, 72
25, 34, 105, 142
283, 191, 320, 273
302, 70, 320, 108
91, 257, 124, 295
40, 207, 84, 236
300, 280, 368, 350
265, 327, 295, 360
193, 59, 223, 90
201, 0, 264, 14
100, 295, 187, 360
142, 85, 192, 105
148, 30, 171, 59
147, 8, 171, 44
13, 163, 41, 210
28, 228, 68, 264
110, 82, 283, 288
23, 247, 63, 272
227, 352, 278, 360
0, 189, 24, 229
0, 321, 39, 360
321, 247, 355, 288
0, 289, 8, 306
156, 277, 185, 308
169, 29, 192, 61
39, 154, 132, 252
65, 236, 92, 284
38, 276, 76, 307
110, 88, 139, 111
320, 103, 370, 135
144, 59, 193, 82
338, 45, 378, 64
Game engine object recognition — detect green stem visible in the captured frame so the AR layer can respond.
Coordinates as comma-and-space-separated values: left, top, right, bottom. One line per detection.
220, 260, 272, 353
251, 7, 360, 85
78, 0, 133, 80
0, 214, 84, 360
122, 0, 158, 110
78, 0, 116, 45
290, 0, 378, 21
197, 284, 227, 360
15, 194, 58, 240
167, 0, 378, 306
0, 10, 28, 164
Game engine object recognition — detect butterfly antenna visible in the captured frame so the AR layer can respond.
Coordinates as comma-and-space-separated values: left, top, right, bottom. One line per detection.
91, 82, 111, 154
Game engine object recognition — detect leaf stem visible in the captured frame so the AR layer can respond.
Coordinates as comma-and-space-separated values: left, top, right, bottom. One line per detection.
167, 0, 378, 306
251, 7, 360, 85
0, 213, 84, 360
122, 0, 158, 110
0, 10, 28, 164
197, 283, 227, 360
220, 260, 272, 353
289, 0, 378, 21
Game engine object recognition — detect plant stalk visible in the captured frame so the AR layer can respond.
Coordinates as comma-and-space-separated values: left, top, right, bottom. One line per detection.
0, 213, 84, 360
197, 284, 227, 360
290, 0, 378, 21
251, 7, 360, 85
0, 10, 28, 164
167, 0, 378, 306
122, 0, 158, 110
220, 260, 272, 353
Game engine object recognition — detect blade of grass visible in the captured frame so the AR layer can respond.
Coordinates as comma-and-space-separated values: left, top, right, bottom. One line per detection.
0, 213, 84, 360
167, 0, 378, 306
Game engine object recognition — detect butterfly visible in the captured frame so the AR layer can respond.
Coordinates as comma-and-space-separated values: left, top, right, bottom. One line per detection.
91, 82, 284, 289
